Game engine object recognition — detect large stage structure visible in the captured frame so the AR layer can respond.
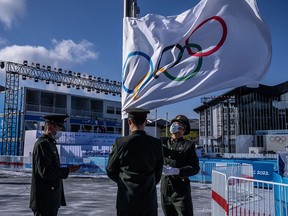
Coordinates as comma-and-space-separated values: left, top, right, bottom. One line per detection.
0, 60, 122, 155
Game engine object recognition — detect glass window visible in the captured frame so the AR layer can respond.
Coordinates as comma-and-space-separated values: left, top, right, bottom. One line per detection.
116, 107, 121, 115
95, 126, 106, 133
82, 125, 92, 132
91, 100, 103, 112
71, 124, 80, 132
41, 92, 53, 106
26, 89, 40, 105
107, 106, 114, 114
25, 121, 37, 130
55, 94, 66, 108
106, 126, 115, 133
71, 96, 89, 110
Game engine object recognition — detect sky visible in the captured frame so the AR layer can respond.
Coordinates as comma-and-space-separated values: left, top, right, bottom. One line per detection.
0, 0, 287, 120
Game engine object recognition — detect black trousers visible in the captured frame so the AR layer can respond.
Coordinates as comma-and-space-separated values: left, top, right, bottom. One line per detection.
117, 208, 158, 216
161, 185, 193, 216
33, 209, 58, 216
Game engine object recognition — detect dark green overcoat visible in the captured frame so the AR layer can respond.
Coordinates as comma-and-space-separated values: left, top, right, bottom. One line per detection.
160, 137, 200, 215
29, 134, 69, 211
106, 130, 164, 213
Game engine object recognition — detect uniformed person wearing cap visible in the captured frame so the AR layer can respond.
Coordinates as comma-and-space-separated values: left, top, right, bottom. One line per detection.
106, 108, 164, 216
29, 114, 79, 216
160, 115, 200, 216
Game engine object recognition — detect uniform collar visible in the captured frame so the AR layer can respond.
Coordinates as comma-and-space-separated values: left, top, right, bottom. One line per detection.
171, 137, 184, 143
132, 130, 146, 135
42, 134, 57, 144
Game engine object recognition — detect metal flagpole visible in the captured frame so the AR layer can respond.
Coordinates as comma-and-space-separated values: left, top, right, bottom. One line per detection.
122, 0, 140, 136
155, 109, 157, 137
166, 112, 168, 137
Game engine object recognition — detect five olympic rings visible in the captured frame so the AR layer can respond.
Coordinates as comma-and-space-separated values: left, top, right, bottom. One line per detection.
122, 16, 228, 100
269, 136, 287, 144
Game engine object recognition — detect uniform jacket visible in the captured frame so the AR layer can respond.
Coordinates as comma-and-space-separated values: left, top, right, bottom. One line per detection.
29, 134, 69, 210
160, 137, 200, 196
106, 130, 164, 212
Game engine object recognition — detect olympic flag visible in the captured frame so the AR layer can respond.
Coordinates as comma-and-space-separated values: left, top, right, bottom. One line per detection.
122, 0, 272, 117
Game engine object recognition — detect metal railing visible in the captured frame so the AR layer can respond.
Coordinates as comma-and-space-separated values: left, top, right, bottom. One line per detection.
227, 176, 288, 216
1, 156, 259, 183
212, 166, 288, 216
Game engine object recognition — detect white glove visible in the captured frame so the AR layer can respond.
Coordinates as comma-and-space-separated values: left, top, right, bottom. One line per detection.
162, 165, 180, 176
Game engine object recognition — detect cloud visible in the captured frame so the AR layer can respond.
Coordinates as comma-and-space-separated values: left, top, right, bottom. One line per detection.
50, 39, 99, 64
0, 39, 99, 67
0, 0, 26, 29
0, 1, 99, 67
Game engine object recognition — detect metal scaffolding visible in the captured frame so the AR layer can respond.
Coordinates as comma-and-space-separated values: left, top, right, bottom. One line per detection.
2, 69, 20, 155
0, 60, 122, 155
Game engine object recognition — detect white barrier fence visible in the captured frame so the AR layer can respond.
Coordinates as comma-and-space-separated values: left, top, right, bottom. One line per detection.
0, 155, 31, 172
212, 167, 288, 216
212, 164, 254, 216
0, 155, 110, 176
1, 156, 249, 183
223, 153, 277, 159
3, 156, 287, 215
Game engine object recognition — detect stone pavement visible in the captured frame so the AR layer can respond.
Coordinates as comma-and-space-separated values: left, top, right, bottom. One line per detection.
0, 172, 212, 216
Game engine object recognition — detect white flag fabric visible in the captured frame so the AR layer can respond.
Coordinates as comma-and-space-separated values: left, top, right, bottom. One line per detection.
122, 0, 272, 117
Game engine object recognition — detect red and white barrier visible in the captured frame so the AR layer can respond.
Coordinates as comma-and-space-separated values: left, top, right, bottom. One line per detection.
212, 165, 288, 216
212, 164, 254, 216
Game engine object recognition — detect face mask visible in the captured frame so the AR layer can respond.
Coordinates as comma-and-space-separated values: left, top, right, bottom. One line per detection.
52, 131, 62, 140
51, 125, 63, 140
170, 123, 181, 134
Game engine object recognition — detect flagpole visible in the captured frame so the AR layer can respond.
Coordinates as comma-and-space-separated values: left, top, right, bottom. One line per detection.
155, 109, 157, 137
122, 0, 140, 136
166, 112, 168, 137
124, 0, 130, 17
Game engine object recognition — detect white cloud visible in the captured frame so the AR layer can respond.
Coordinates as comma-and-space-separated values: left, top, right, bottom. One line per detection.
50, 39, 99, 64
0, 0, 26, 29
0, 39, 99, 67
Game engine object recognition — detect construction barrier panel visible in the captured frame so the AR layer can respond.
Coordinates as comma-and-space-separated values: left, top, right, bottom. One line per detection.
273, 172, 288, 216
211, 164, 253, 215
0, 155, 29, 172
253, 160, 276, 182
189, 161, 204, 182
212, 169, 288, 216
204, 161, 241, 183
227, 177, 273, 216
2, 156, 276, 182
212, 170, 228, 215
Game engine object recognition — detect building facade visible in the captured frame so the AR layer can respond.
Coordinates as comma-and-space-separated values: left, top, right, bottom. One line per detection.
0, 86, 121, 156
194, 81, 288, 154
23, 87, 122, 133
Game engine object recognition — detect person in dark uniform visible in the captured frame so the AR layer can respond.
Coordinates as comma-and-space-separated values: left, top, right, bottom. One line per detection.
160, 115, 200, 216
29, 114, 79, 216
106, 108, 164, 216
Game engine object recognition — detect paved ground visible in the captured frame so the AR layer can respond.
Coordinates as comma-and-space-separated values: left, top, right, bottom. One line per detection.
0, 171, 212, 216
